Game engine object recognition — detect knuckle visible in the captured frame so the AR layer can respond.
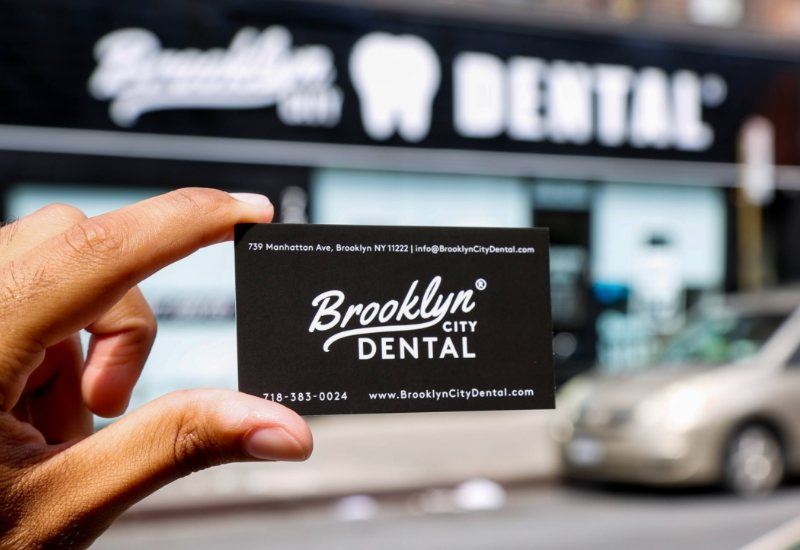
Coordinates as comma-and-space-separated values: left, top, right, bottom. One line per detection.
39, 203, 86, 227
131, 306, 158, 347
0, 204, 85, 248
119, 291, 158, 346
61, 217, 126, 260
140, 303, 158, 342
168, 393, 225, 477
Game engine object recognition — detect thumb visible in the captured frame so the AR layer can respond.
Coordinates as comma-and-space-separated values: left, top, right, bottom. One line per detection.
30, 389, 312, 543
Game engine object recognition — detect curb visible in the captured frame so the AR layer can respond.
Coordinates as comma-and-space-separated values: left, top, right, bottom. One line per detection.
116, 475, 559, 523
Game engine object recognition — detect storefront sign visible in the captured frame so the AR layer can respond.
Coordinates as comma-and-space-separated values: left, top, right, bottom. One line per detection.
2, 0, 799, 163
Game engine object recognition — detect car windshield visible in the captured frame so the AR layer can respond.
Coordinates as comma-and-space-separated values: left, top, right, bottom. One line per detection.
657, 310, 788, 366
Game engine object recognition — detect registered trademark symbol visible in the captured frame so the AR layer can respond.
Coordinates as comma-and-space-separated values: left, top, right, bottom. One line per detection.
475, 278, 487, 291
701, 74, 727, 107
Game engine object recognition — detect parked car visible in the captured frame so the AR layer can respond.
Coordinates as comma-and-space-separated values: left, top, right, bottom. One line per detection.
552, 288, 800, 495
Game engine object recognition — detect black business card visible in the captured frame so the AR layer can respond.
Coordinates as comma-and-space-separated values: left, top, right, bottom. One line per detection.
235, 224, 554, 415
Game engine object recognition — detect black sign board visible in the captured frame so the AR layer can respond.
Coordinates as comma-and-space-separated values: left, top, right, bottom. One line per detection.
3, 0, 800, 164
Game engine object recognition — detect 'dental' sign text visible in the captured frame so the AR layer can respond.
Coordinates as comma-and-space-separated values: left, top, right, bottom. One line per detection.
453, 54, 726, 151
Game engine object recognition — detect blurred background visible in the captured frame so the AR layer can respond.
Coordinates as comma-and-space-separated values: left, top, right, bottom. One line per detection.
5, 0, 800, 547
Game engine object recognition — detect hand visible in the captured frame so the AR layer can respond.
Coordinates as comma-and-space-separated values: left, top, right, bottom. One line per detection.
0, 188, 313, 547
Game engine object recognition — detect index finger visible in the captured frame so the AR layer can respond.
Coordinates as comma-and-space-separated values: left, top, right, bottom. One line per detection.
0, 188, 272, 409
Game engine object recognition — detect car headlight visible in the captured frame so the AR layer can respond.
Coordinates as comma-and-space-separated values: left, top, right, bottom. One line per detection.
635, 384, 711, 431
556, 376, 592, 423
550, 377, 594, 442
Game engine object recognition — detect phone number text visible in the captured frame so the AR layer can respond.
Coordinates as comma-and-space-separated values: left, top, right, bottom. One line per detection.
262, 391, 348, 403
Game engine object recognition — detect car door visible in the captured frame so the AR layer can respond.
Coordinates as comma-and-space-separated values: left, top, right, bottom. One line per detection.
773, 336, 800, 472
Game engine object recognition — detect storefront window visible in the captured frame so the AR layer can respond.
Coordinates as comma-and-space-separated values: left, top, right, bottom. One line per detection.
591, 182, 727, 368
311, 169, 531, 227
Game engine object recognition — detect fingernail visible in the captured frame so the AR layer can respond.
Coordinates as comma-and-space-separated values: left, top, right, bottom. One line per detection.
229, 192, 272, 209
243, 427, 308, 461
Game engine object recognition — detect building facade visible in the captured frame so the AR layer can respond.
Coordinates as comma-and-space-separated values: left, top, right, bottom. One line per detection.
3, 0, 800, 395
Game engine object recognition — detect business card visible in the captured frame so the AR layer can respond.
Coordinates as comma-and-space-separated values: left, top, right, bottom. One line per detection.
235, 223, 554, 415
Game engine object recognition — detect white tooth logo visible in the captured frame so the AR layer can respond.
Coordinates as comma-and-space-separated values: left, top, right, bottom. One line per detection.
349, 32, 440, 142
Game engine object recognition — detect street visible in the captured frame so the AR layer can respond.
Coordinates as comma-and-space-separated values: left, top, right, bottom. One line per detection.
96, 482, 800, 549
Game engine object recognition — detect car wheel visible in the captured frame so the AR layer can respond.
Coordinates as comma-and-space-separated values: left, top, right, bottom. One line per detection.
724, 425, 785, 496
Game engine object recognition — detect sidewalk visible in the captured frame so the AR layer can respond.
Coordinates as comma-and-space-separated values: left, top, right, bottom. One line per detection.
127, 410, 560, 515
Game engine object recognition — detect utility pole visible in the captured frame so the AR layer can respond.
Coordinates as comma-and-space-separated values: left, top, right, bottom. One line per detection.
736, 116, 775, 290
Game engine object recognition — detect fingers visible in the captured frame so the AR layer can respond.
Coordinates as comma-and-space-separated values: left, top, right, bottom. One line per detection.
29, 390, 312, 544
26, 335, 93, 443
0, 204, 91, 432
0, 204, 92, 443
0, 188, 272, 410
82, 287, 157, 417
1, 201, 151, 422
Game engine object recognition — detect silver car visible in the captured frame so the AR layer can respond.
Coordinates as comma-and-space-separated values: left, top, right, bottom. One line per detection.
552, 289, 800, 495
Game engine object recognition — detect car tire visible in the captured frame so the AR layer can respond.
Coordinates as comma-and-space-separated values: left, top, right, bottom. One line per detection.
723, 424, 785, 496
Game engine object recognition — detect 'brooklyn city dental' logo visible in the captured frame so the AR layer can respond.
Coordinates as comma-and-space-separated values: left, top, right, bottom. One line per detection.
308, 276, 482, 360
